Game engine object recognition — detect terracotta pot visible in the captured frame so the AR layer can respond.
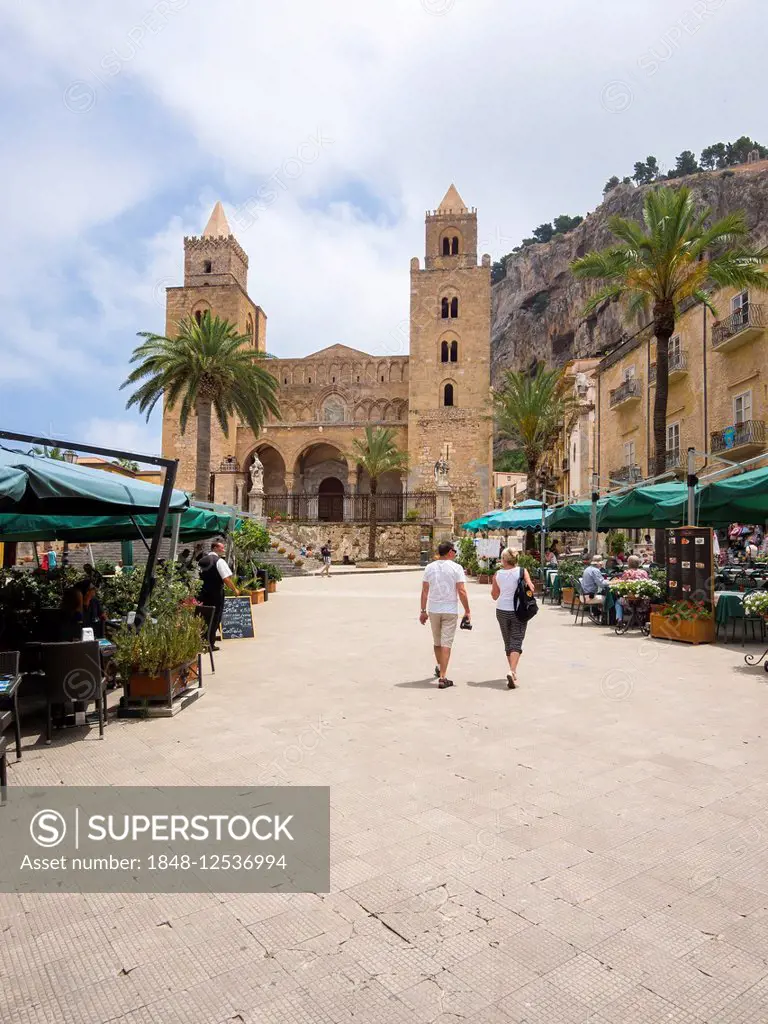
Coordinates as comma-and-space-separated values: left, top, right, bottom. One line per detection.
249, 589, 265, 604
477, 574, 490, 584
561, 586, 575, 608
267, 580, 277, 594
650, 613, 714, 645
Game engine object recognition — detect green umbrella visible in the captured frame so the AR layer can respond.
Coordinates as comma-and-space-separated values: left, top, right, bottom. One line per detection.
598, 482, 688, 529
0, 507, 231, 543
0, 447, 188, 515
694, 466, 768, 523
548, 499, 611, 531
462, 499, 551, 532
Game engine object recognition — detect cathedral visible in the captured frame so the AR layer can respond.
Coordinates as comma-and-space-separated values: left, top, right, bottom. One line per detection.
161, 186, 493, 529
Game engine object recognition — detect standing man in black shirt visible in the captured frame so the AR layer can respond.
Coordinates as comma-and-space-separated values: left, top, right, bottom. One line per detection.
198, 539, 239, 650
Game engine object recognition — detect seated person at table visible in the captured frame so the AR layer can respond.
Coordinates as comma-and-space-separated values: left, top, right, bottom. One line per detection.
60, 579, 105, 640
546, 547, 559, 567
614, 555, 649, 622
580, 556, 606, 604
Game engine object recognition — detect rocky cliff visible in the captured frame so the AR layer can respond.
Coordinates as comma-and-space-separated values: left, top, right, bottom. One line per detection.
491, 162, 768, 379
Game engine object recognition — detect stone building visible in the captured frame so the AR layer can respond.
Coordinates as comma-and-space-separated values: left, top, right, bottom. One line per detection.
593, 286, 768, 489
161, 187, 493, 533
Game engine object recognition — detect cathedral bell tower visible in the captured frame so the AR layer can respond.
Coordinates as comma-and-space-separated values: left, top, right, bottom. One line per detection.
407, 185, 493, 525
161, 202, 267, 493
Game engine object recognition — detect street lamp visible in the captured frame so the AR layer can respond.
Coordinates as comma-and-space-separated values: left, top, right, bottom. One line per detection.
63, 450, 77, 464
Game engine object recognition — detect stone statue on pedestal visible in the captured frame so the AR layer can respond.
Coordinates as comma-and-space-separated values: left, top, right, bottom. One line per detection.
434, 456, 450, 488
249, 454, 265, 493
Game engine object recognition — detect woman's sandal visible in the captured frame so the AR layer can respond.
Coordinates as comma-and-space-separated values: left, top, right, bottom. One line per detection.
506, 673, 517, 689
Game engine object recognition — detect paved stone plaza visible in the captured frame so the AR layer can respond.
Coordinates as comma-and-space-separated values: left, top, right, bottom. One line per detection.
3, 571, 768, 1023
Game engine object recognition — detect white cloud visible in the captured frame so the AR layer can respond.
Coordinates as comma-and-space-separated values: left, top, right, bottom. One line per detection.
78, 416, 162, 461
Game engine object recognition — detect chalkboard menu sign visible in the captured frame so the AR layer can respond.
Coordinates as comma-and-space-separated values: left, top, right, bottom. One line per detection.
665, 526, 714, 610
221, 596, 255, 640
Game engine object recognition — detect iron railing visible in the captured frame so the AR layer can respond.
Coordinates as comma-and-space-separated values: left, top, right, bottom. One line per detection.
647, 448, 684, 472
712, 303, 766, 347
710, 420, 766, 454
263, 491, 437, 523
610, 464, 643, 484
609, 377, 642, 408
649, 350, 688, 384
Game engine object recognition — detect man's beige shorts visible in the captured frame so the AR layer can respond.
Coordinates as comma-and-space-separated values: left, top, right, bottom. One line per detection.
429, 612, 458, 648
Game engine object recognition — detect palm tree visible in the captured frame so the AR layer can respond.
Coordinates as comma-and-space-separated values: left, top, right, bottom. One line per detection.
571, 185, 768, 555
121, 312, 280, 499
348, 427, 409, 561
32, 446, 65, 460
494, 366, 577, 499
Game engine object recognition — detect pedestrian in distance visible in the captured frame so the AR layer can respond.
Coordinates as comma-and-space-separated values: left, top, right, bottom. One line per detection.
419, 541, 471, 689
318, 542, 332, 577
491, 548, 534, 689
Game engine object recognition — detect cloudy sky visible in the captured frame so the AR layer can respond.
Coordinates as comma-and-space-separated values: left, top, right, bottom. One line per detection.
1, 0, 762, 456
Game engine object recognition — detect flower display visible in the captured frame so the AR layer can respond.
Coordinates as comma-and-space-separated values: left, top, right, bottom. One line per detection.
609, 578, 662, 600
743, 591, 768, 619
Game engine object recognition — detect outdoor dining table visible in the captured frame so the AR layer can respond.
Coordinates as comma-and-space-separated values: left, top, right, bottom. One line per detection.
714, 590, 764, 644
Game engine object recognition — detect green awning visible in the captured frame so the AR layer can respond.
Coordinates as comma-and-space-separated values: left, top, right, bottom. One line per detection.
548, 499, 611, 531
462, 499, 551, 532
0, 507, 231, 543
597, 482, 688, 529
0, 447, 188, 515
694, 466, 768, 523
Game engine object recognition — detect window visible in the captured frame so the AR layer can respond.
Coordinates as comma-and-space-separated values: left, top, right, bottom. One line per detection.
734, 390, 752, 424
441, 297, 449, 318
194, 310, 203, 325
443, 383, 454, 407
322, 397, 345, 423
572, 443, 577, 463
623, 365, 636, 380
669, 335, 681, 361
732, 290, 750, 325
203, 260, 212, 273
450, 340, 458, 362
451, 236, 459, 255
450, 297, 458, 318
667, 421, 680, 460
623, 440, 635, 466
440, 341, 449, 363
442, 237, 451, 256
284, 378, 288, 385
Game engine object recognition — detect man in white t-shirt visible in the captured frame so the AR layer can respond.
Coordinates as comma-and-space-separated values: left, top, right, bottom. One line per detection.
419, 541, 471, 689
199, 539, 239, 650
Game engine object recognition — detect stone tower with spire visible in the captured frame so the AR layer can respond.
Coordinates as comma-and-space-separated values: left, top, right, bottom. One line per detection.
407, 185, 493, 527
161, 202, 268, 493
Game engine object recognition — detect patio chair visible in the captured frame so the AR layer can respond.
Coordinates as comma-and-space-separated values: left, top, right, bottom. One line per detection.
573, 581, 604, 626
0, 651, 22, 760
195, 605, 216, 675
37, 641, 107, 744
0, 735, 7, 797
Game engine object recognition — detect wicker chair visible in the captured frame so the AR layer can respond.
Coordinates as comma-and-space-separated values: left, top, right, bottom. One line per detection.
37, 641, 107, 744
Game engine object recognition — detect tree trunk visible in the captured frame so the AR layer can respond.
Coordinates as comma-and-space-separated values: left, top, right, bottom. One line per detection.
526, 456, 538, 501
195, 399, 213, 500
368, 477, 378, 561
652, 302, 675, 564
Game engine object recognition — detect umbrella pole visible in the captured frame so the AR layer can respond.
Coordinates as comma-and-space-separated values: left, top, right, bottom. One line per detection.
135, 460, 179, 628
590, 472, 599, 556
540, 502, 546, 570
168, 513, 181, 563
686, 447, 697, 526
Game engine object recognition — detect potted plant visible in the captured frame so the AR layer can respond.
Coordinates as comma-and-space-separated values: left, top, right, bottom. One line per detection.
476, 558, 491, 584
650, 600, 714, 644
609, 578, 662, 602
278, 546, 286, 554
287, 552, 295, 561
114, 609, 204, 700
744, 591, 768, 621
557, 557, 584, 609
238, 577, 265, 604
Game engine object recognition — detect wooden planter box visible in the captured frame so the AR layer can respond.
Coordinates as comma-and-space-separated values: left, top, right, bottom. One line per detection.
562, 586, 575, 608
650, 613, 715, 645
477, 574, 490, 584
126, 661, 195, 700
250, 589, 266, 605
267, 580, 277, 594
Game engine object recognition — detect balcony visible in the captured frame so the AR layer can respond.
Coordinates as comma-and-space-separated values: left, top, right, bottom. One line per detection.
561, 458, 569, 473
610, 464, 644, 484
609, 377, 642, 409
710, 420, 767, 457
648, 447, 685, 475
712, 303, 766, 352
649, 350, 688, 385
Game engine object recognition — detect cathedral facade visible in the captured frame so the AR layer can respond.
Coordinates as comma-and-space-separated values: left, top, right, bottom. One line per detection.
161, 187, 493, 528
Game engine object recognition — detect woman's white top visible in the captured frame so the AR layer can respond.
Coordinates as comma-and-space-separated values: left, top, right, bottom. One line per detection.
496, 567, 521, 611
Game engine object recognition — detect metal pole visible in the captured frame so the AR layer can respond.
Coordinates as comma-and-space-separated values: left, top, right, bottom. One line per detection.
540, 497, 547, 570
686, 446, 697, 526
168, 513, 181, 563
590, 472, 599, 556
134, 460, 178, 628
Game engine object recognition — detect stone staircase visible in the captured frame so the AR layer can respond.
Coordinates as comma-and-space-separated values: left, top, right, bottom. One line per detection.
259, 548, 311, 578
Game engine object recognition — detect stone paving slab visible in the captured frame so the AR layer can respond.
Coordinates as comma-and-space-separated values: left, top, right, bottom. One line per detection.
4, 572, 768, 1022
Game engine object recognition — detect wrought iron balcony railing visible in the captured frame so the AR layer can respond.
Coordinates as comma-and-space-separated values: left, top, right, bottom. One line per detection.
610, 464, 643, 484
710, 420, 766, 455
262, 491, 437, 523
712, 303, 766, 349
648, 447, 684, 472
609, 377, 642, 408
649, 350, 688, 384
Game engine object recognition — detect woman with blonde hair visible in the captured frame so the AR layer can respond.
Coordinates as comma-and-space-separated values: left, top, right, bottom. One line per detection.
491, 548, 533, 689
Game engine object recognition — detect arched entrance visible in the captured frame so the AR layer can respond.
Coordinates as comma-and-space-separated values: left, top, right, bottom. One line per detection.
318, 477, 344, 522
